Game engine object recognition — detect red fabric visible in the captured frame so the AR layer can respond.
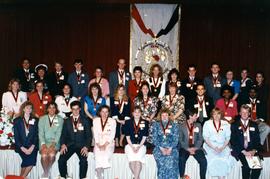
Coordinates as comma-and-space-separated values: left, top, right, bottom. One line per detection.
5, 176, 24, 179
28, 92, 52, 118
131, 4, 155, 38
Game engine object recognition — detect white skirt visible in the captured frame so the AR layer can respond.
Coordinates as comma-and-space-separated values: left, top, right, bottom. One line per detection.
94, 143, 115, 169
124, 144, 146, 163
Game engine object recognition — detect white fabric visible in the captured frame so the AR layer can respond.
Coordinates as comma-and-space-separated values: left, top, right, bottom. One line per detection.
130, 4, 180, 77
55, 96, 78, 118
1, 150, 270, 179
124, 144, 146, 163
1, 91, 27, 114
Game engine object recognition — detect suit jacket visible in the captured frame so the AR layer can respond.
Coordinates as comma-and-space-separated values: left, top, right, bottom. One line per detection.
38, 114, 64, 150
28, 92, 52, 118
204, 75, 226, 103
186, 95, 214, 120
230, 118, 263, 159
181, 77, 202, 100
67, 71, 89, 99
60, 116, 91, 149
179, 122, 203, 150
240, 98, 267, 121
13, 117, 39, 153
48, 71, 68, 97
14, 68, 36, 92
109, 70, 131, 97
110, 97, 131, 120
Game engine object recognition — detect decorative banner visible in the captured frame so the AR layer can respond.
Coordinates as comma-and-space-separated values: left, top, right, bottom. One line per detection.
130, 4, 181, 78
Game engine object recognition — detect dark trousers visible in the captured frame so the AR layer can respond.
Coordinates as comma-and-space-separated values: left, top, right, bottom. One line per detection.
179, 148, 207, 179
58, 145, 88, 179
238, 153, 261, 179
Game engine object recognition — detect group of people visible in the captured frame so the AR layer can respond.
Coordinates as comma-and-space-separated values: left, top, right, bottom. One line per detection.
1, 57, 269, 179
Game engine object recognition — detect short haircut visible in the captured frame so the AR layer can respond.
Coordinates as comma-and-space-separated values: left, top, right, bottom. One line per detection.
97, 105, 111, 117
133, 66, 143, 73
73, 58, 83, 65
70, 100, 81, 109
184, 108, 198, 118
240, 104, 251, 113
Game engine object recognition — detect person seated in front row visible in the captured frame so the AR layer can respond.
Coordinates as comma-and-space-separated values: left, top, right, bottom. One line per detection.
216, 85, 238, 123
124, 107, 149, 179
240, 87, 270, 145
58, 101, 91, 179
179, 108, 207, 179
93, 105, 116, 179
39, 102, 64, 178
203, 108, 236, 179
152, 108, 179, 179
230, 104, 263, 179
13, 101, 39, 178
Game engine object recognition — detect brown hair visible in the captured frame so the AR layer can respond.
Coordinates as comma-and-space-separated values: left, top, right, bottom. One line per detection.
19, 101, 35, 118
45, 101, 59, 115
8, 78, 21, 91
89, 83, 102, 99
157, 108, 171, 121
149, 64, 163, 77
113, 84, 128, 101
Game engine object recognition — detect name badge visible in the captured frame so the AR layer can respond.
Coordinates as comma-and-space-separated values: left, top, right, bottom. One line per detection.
78, 126, 84, 131
81, 80, 85, 84
165, 129, 171, 134
139, 124, 145, 128
43, 101, 48, 105
194, 104, 199, 108
249, 127, 255, 131
29, 119, 35, 125
194, 127, 199, 133
186, 83, 191, 87
205, 102, 209, 105
229, 102, 234, 107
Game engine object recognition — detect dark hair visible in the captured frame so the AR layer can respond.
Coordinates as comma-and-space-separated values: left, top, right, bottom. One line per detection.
97, 105, 111, 117
133, 106, 142, 112
70, 100, 81, 109
133, 66, 143, 73
89, 83, 102, 99
211, 62, 219, 68
34, 80, 45, 92
55, 61, 63, 66
22, 58, 30, 63
220, 85, 234, 98
73, 58, 83, 65
167, 68, 180, 81
46, 101, 59, 114
196, 83, 205, 90
187, 64, 197, 70
256, 71, 265, 79
137, 81, 152, 100
61, 83, 74, 97
249, 86, 257, 93
184, 108, 198, 118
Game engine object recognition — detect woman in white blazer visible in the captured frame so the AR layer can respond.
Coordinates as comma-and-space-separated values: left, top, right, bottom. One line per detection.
2, 78, 27, 118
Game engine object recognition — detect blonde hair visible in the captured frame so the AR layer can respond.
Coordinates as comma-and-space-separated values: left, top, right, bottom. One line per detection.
113, 84, 128, 101
19, 101, 35, 118
210, 107, 224, 120
8, 78, 21, 91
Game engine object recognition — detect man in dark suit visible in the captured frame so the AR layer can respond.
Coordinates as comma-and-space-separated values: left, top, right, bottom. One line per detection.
58, 101, 91, 179
181, 64, 202, 100
186, 83, 214, 125
203, 63, 226, 104
48, 62, 68, 97
179, 109, 207, 179
109, 58, 131, 97
14, 58, 36, 93
67, 59, 90, 101
240, 87, 270, 145
231, 104, 263, 179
